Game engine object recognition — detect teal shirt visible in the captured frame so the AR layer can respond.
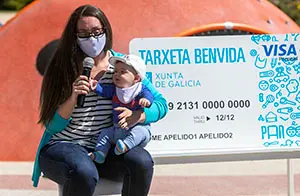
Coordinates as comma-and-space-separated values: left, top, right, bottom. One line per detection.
32, 50, 168, 187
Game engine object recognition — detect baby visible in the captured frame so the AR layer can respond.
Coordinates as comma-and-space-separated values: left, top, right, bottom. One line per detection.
89, 54, 153, 163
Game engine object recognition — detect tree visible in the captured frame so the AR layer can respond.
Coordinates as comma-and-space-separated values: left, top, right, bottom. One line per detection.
270, 0, 300, 25
0, 0, 34, 10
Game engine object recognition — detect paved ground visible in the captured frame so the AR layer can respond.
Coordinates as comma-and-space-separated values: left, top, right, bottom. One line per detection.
1, 160, 300, 196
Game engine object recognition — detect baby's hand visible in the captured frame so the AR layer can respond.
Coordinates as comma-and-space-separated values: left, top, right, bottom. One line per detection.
139, 98, 150, 107
89, 79, 98, 91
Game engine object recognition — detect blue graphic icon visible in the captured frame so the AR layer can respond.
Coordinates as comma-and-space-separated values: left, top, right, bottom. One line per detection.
280, 97, 296, 106
281, 84, 285, 88
269, 79, 273, 83
286, 126, 300, 137
276, 90, 282, 99
250, 49, 257, 57
265, 112, 278, 122
251, 35, 261, 44
291, 33, 300, 41
264, 141, 279, 147
280, 117, 289, 121
292, 63, 300, 74
290, 113, 300, 120
280, 139, 293, 147
261, 34, 271, 42
281, 58, 297, 66
286, 79, 299, 96
272, 36, 279, 42
295, 141, 300, 146
146, 72, 152, 83
269, 84, 279, 92
259, 93, 264, 102
277, 107, 293, 115
286, 66, 292, 75
296, 91, 300, 103
259, 80, 269, 91
254, 55, 267, 69
274, 67, 290, 83
274, 102, 279, 107
261, 125, 285, 139
259, 70, 274, 78
270, 58, 278, 69
262, 94, 275, 109
284, 33, 300, 41
258, 115, 265, 121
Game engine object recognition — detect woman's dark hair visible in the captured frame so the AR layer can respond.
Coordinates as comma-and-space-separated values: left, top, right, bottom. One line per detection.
36, 39, 59, 76
38, 5, 113, 125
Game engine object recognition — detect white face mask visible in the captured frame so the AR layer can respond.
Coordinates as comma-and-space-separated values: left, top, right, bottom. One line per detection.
77, 34, 106, 57
116, 82, 142, 104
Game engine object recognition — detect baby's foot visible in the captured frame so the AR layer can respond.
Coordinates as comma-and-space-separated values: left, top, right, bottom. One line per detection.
92, 151, 106, 164
114, 139, 128, 155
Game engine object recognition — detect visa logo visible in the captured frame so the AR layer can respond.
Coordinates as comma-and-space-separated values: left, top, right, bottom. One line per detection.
262, 44, 297, 56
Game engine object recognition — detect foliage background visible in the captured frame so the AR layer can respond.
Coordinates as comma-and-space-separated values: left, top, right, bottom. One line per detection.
0, 0, 33, 10
0, 0, 299, 25
271, 0, 300, 25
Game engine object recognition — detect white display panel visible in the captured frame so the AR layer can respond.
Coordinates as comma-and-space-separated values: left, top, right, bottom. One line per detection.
129, 34, 300, 156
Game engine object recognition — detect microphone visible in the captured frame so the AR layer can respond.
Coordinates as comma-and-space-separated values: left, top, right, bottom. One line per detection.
77, 57, 95, 107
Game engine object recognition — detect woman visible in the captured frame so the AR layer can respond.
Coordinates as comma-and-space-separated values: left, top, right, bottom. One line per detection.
31, 4, 168, 196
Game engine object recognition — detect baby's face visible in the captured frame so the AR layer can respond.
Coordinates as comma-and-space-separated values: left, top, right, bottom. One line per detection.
113, 62, 138, 88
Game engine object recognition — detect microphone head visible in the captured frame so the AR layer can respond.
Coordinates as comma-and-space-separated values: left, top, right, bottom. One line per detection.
83, 57, 95, 69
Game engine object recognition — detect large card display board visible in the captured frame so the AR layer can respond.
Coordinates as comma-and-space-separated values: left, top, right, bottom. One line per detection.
130, 34, 300, 156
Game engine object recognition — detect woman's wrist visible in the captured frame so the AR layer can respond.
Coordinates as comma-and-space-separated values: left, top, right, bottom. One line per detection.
69, 93, 78, 105
57, 95, 77, 119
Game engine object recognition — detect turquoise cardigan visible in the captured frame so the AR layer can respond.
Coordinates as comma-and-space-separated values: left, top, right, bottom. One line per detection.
32, 50, 168, 187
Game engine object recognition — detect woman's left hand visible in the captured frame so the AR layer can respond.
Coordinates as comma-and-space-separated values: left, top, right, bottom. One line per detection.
115, 107, 145, 129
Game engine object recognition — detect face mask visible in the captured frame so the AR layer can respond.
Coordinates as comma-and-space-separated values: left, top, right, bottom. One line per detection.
116, 82, 142, 104
77, 34, 106, 57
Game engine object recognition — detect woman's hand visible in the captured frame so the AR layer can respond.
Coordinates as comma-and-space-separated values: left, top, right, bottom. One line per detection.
115, 107, 146, 129
71, 75, 90, 102
57, 75, 90, 119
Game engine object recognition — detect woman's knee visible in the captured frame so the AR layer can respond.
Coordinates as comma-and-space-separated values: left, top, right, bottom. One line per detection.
62, 164, 99, 196
123, 147, 154, 171
70, 160, 99, 186
40, 143, 99, 186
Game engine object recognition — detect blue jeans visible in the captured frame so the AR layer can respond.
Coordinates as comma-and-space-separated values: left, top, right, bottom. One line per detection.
96, 125, 151, 155
39, 141, 154, 196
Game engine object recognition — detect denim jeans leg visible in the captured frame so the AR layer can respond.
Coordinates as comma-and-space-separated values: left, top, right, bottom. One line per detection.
39, 142, 99, 196
95, 146, 154, 196
123, 125, 151, 149
95, 126, 115, 156
122, 146, 154, 196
